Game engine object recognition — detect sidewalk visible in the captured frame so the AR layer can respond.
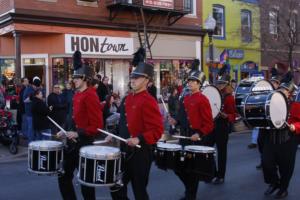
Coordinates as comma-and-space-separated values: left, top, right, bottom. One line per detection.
0, 138, 28, 164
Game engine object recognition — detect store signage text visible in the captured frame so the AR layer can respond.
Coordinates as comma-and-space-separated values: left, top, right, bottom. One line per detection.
143, 0, 174, 9
228, 49, 244, 59
65, 34, 134, 55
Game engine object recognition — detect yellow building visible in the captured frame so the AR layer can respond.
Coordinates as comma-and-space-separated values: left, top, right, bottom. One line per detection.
202, 0, 261, 82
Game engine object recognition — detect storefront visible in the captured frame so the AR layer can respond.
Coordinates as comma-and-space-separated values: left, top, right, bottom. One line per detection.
204, 48, 261, 82
0, 24, 202, 97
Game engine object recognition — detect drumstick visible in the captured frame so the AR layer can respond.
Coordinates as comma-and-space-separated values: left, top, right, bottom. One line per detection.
160, 95, 176, 129
47, 116, 67, 134
93, 140, 108, 145
41, 132, 54, 137
47, 116, 76, 143
97, 128, 141, 148
173, 135, 201, 141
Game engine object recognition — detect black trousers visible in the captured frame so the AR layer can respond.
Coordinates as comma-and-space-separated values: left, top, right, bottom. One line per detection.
175, 171, 199, 200
58, 149, 95, 200
257, 129, 266, 164
174, 135, 212, 200
110, 145, 153, 200
262, 135, 298, 191
206, 118, 229, 179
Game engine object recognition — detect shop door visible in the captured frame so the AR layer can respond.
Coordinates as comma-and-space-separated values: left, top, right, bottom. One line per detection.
24, 65, 45, 85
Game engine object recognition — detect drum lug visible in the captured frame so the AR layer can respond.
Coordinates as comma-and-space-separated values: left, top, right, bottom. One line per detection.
180, 152, 185, 162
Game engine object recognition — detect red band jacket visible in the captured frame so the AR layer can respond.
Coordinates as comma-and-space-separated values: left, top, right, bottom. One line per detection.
125, 90, 163, 145
183, 91, 214, 135
288, 102, 300, 134
73, 87, 103, 137
221, 94, 236, 123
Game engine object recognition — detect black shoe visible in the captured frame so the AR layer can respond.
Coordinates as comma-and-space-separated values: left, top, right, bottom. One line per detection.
256, 163, 262, 170
178, 197, 186, 200
274, 189, 288, 199
248, 143, 257, 149
213, 178, 224, 185
264, 184, 279, 196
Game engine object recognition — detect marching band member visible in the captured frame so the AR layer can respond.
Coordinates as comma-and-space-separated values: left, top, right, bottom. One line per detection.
169, 70, 214, 200
262, 81, 299, 199
256, 76, 282, 169
209, 74, 236, 184
57, 51, 103, 200
110, 60, 164, 200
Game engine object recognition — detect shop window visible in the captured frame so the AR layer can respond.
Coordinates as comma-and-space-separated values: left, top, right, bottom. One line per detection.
183, 0, 196, 17
241, 10, 252, 42
52, 58, 73, 86
77, 0, 98, 7
213, 5, 225, 39
0, 59, 15, 81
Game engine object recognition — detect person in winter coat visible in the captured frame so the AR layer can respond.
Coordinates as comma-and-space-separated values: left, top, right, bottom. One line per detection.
31, 89, 52, 140
47, 85, 67, 133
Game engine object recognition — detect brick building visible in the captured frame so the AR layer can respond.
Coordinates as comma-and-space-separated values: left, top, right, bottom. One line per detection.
0, 0, 206, 96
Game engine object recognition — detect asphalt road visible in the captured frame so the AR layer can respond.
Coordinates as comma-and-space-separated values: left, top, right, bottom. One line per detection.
0, 133, 300, 200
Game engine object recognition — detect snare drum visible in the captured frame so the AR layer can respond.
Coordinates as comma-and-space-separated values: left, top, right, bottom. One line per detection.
184, 145, 215, 180
28, 140, 63, 175
242, 91, 288, 129
154, 142, 183, 171
78, 146, 122, 187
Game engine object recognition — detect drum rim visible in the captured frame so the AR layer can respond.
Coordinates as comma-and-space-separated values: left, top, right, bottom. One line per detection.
80, 145, 121, 160
77, 177, 117, 187
156, 142, 182, 151
267, 91, 288, 129
184, 145, 215, 153
27, 168, 61, 175
29, 140, 63, 150
202, 85, 222, 119
156, 146, 182, 151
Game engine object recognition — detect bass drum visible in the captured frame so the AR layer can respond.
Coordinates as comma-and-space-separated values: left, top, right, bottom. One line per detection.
242, 91, 288, 129
202, 85, 222, 119
235, 79, 274, 116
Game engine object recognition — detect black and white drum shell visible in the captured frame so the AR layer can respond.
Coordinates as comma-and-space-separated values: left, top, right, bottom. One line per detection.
235, 79, 274, 116
184, 145, 216, 181
242, 91, 288, 129
202, 85, 222, 119
154, 142, 183, 171
28, 140, 63, 175
78, 146, 122, 187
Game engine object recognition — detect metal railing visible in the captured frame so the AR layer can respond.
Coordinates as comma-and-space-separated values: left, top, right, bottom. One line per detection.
105, 0, 192, 13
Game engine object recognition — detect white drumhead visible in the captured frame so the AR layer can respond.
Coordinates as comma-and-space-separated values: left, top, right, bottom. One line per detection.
252, 80, 273, 92
29, 140, 63, 150
202, 85, 222, 119
184, 145, 215, 153
269, 92, 288, 128
157, 142, 182, 150
80, 146, 121, 160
